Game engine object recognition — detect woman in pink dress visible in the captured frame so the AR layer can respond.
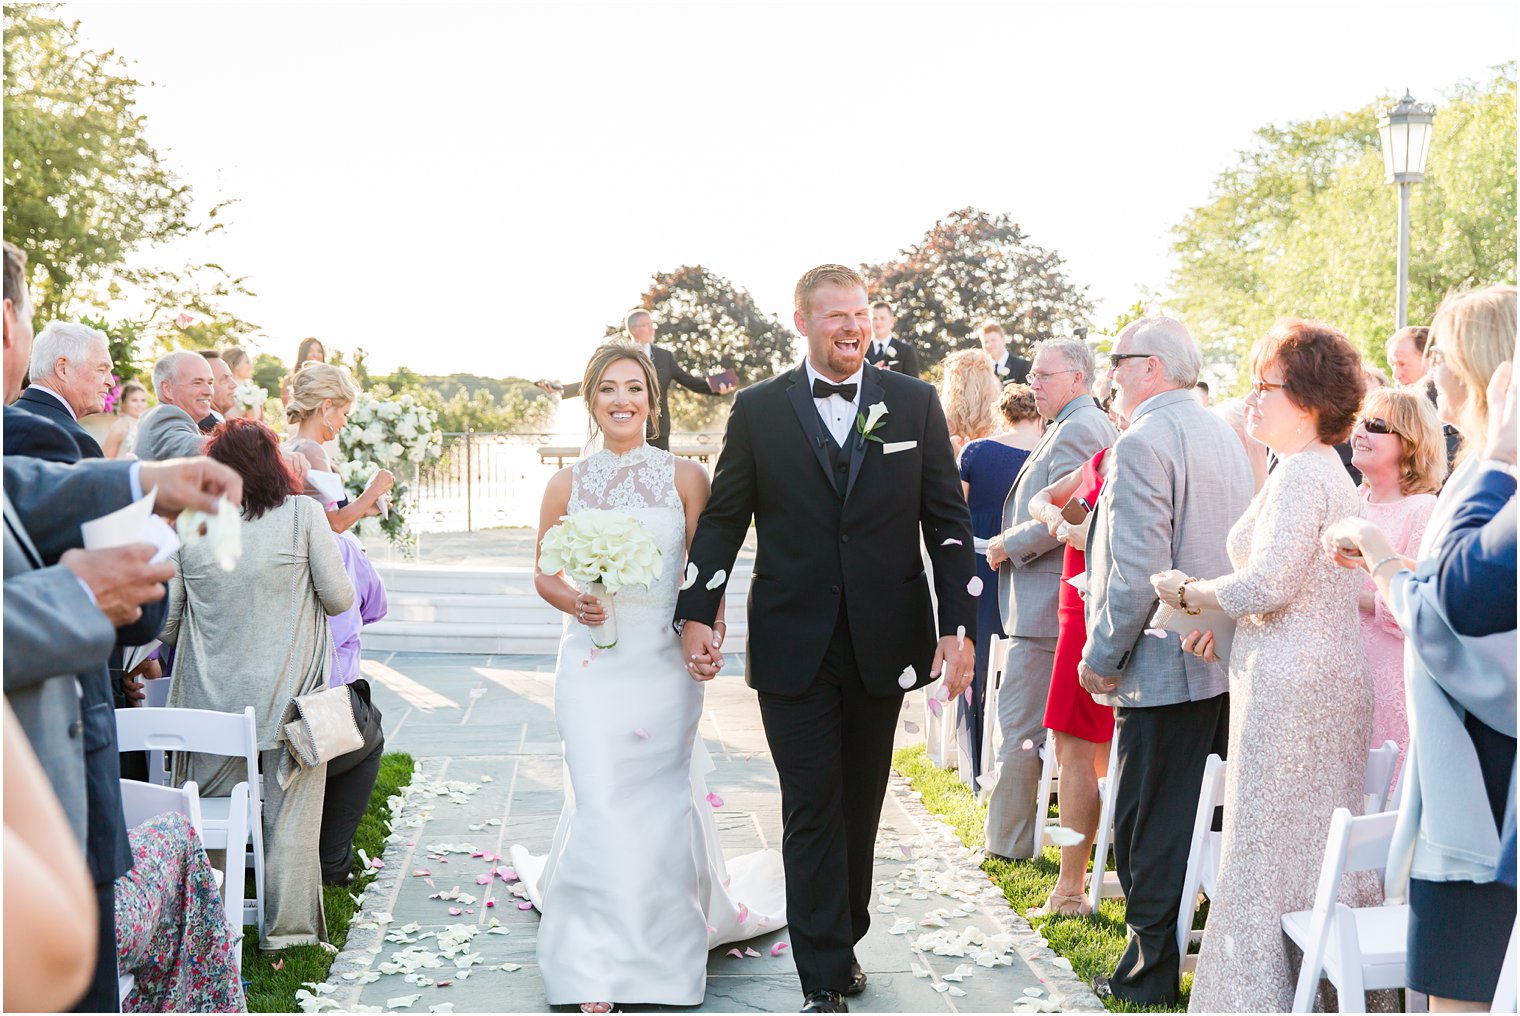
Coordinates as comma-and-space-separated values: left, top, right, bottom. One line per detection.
1350, 387, 1445, 766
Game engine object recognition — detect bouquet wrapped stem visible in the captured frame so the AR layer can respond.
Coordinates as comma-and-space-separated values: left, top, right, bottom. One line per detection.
588, 580, 617, 649
538, 510, 664, 652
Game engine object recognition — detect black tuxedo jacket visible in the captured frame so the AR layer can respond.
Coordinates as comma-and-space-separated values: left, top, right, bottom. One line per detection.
564, 344, 719, 445
4, 404, 84, 462
998, 354, 1032, 385
14, 386, 103, 458
867, 337, 922, 378
675, 362, 976, 697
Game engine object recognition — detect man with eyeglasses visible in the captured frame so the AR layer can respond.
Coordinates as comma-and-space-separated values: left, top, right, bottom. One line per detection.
983, 336, 1114, 862
1078, 317, 1253, 1007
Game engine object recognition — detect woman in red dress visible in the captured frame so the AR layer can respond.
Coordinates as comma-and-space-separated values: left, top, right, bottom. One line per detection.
1023, 381, 1121, 916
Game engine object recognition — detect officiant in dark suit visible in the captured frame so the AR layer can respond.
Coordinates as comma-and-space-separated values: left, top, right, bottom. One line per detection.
675, 265, 976, 1013
13, 320, 116, 459
538, 309, 736, 450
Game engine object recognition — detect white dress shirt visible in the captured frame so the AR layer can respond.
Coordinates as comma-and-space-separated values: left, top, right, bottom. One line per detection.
804, 360, 863, 448
868, 336, 895, 362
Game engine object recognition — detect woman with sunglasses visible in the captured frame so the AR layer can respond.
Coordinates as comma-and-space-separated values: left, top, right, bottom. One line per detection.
1350, 389, 1445, 767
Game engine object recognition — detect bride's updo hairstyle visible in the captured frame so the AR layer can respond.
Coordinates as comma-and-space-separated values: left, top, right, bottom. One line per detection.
285, 362, 360, 426
581, 341, 662, 439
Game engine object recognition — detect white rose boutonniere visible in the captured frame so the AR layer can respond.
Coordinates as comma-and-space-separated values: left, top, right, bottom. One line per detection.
996, 363, 1010, 378
856, 401, 889, 443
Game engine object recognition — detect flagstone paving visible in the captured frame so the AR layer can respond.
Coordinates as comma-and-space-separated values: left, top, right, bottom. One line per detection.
324, 650, 1103, 1013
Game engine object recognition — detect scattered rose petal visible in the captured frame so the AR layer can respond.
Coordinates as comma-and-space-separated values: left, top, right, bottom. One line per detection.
706, 569, 727, 590
495, 866, 516, 881
976, 772, 997, 789
1052, 956, 1073, 971
941, 538, 963, 546
475, 874, 492, 885
484, 898, 495, 907
744, 947, 760, 957
413, 869, 432, 877
705, 923, 717, 934
271, 958, 284, 970
1021, 738, 1035, 750
706, 792, 724, 809
633, 727, 650, 740
1047, 826, 1085, 847
770, 942, 790, 956
956, 624, 966, 642
679, 562, 699, 590
470, 851, 484, 858
967, 576, 984, 596
1144, 627, 1169, 639
517, 901, 534, 910
448, 907, 462, 916
737, 902, 749, 924
726, 948, 743, 959
903, 720, 920, 734
434, 979, 453, 987
1023, 987, 1045, 998
898, 666, 917, 689
588, 647, 602, 661
926, 696, 943, 718
899, 843, 914, 858
581, 659, 589, 667
948, 986, 967, 997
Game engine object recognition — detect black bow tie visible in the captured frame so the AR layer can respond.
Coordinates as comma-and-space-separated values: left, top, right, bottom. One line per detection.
811, 379, 858, 401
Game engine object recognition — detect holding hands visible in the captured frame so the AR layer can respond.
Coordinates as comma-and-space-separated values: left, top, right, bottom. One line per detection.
930, 633, 975, 700
1321, 517, 1403, 575
680, 621, 725, 682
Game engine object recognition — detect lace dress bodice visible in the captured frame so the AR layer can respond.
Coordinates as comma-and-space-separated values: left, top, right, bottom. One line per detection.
566, 444, 686, 628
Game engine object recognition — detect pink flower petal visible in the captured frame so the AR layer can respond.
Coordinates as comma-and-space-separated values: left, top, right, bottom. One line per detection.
726, 949, 743, 959
581, 659, 589, 667
369, 858, 385, 869
475, 874, 492, 885
744, 947, 760, 957
903, 720, 920, 734
465, 908, 475, 914
495, 866, 516, 881
413, 869, 432, 877
436, 979, 453, 988
967, 576, 984, 596
485, 898, 495, 907
470, 851, 484, 858
941, 538, 963, 546
425, 878, 435, 888
632, 728, 650, 740
706, 923, 717, 934
737, 902, 749, 924
926, 696, 943, 718
589, 647, 602, 661
1022, 738, 1035, 750
448, 906, 463, 916
771, 942, 790, 957
899, 844, 914, 858
271, 958, 284, 970
898, 666, 917, 689
706, 792, 724, 809
517, 901, 535, 911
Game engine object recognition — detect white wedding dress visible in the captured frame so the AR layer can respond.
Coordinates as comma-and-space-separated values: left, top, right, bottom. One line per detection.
509, 443, 786, 1005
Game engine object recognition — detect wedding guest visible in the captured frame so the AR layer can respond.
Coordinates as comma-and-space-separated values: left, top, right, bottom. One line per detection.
980, 321, 1031, 384
1351, 388, 1444, 764
1080, 317, 1252, 1007
984, 337, 1114, 862
865, 300, 922, 377
1148, 318, 1370, 1012
940, 349, 1001, 457
536, 309, 736, 450
1325, 286, 1516, 1013
1191, 380, 1211, 406
114, 812, 245, 1012
103, 381, 149, 459
137, 351, 214, 461
16, 320, 114, 457
284, 362, 394, 533
1362, 361, 1390, 392
221, 346, 253, 382
1021, 376, 1122, 917
957, 381, 1041, 784
1213, 398, 1270, 493
280, 336, 325, 406
164, 418, 354, 950
3, 703, 98, 1013
197, 349, 237, 430
1387, 325, 1431, 388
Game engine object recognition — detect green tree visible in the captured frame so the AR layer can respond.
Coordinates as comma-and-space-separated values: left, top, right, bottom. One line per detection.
614, 265, 797, 431
862, 208, 1094, 370
252, 353, 287, 397
1170, 67, 1517, 384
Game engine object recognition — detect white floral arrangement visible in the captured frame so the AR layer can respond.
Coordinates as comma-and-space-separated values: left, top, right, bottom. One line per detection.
336, 391, 443, 542
233, 379, 268, 412
539, 509, 664, 648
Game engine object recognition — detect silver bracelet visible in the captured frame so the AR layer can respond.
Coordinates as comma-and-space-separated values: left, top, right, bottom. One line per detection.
1368, 554, 1403, 577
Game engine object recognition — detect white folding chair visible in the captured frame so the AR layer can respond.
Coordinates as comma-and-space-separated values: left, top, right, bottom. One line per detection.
1176, 753, 1228, 972
120, 777, 202, 831
116, 706, 265, 936
977, 636, 1008, 802
1085, 734, 1123, 912
1282, 807, 1409, 1012
1032, 730, 1059, 859
1492, 917, 1517, 1014
1363, 740, 1399, 814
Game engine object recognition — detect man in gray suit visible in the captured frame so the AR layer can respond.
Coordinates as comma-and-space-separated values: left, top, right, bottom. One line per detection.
983, 337, 1116, 860
1079, 318, 1252, 1006
135, 350, 215, 461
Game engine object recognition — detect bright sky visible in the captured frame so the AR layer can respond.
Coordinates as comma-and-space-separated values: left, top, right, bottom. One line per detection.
67, 0, 1516, 383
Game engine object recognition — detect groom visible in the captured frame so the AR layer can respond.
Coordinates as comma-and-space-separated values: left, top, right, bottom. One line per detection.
675, 264, 977, 1013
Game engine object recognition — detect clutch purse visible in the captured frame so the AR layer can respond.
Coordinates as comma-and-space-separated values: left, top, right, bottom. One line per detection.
281, 684, 363, 768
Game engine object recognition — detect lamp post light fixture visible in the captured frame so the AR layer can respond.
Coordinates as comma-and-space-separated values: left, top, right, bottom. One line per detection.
1376, 91, 1436, 329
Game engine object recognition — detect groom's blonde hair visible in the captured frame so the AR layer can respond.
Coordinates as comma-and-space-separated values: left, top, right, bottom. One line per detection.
581, 342, 662, 439
795, 264, 866, 314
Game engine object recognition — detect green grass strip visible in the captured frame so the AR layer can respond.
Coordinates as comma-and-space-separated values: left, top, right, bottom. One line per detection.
893, 744, 1190, 1013
242, 751, 415, 1013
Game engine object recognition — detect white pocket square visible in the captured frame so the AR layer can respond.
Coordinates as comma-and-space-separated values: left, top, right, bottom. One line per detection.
882, 440, 917, 455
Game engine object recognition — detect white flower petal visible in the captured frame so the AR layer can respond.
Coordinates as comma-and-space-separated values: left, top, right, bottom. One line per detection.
705, 569, 727, 591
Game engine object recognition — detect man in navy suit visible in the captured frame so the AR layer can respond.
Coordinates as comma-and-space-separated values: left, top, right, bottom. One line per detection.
14, 320, 115, 458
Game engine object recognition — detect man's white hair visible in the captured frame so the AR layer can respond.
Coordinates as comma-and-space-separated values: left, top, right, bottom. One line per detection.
1031, 336, 1096, 384
152, 350, 209, 395
29, 321, 108, 381
1117, 317, 1201, 388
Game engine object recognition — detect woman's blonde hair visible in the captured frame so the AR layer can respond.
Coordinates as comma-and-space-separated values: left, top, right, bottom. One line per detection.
1429, 284, 1517, 460
285, 362, 360, 425
940, 349, 1000, 441
1359, 388, 1447, 495
581, 342, 661, 439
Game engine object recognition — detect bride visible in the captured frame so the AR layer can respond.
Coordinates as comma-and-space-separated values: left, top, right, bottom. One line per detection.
509, 342, 786, 1013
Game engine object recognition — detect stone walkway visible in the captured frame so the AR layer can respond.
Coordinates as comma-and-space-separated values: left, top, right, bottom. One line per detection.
324, 649, 1103, 1013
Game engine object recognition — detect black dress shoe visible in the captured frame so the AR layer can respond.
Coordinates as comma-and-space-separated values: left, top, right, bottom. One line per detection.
800, 989, 847, 1012
845, 959, 867, 996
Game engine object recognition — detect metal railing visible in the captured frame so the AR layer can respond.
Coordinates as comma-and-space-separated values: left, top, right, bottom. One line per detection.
411, 431, 724, 532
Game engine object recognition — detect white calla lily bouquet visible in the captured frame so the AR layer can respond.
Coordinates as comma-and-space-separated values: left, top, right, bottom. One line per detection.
539, 510, 664, 648
336, 391, 443, 542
